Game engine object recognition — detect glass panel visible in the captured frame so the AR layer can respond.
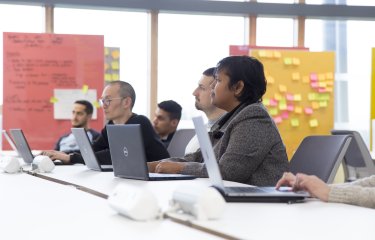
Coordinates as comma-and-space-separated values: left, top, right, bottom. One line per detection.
306, 18, 375, 145
256, 17, 294, 47
158, 13, 245, 126
55, 8, 148, 115
0, 4, 44, 105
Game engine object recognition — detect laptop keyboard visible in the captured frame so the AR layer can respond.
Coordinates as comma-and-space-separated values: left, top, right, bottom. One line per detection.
225, 186, 267, 194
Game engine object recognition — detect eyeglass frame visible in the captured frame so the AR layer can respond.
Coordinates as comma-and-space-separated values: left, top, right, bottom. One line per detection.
98, 97, 125, 107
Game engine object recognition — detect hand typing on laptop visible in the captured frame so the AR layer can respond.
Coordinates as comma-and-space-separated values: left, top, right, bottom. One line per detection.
41, 150, 70, 164
147, 161, 184, 174
276, 172, 329, 202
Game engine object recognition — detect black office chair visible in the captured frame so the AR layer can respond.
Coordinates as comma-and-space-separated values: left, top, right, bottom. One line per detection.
331, 130, 375, 181
290, 135, 352, 183
167, 129, 195, 158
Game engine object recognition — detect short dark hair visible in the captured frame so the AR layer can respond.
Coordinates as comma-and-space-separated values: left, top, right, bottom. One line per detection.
202, 67, 215, 77
75, 100, 94, 115
158, 100, 182, 120
106, 80, 136, 109
215, 55, 267, 104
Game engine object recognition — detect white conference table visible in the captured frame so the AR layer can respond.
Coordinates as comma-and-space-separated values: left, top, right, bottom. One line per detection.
37, 165, 375, 240
0, 172, 222, 240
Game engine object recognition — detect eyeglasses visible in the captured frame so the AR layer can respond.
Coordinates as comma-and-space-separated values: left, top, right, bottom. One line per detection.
99, 97, 124, 107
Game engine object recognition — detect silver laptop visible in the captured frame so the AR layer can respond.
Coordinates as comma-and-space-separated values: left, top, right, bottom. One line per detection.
106, 124, 196, 181
9, 129, 34, 164
71, 128, 113, 172
192, 116, 309, 203
2, 130, 19, 156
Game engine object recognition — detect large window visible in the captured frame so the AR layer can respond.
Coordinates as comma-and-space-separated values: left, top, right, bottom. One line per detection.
158, 13, 245, 126
0, 4, 44, 105
55, 8, 148, 115
306, 18, 375, 146
256, 17, 294, 47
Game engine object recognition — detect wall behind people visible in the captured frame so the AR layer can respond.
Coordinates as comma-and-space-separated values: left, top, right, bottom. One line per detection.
3, 32, 104, 149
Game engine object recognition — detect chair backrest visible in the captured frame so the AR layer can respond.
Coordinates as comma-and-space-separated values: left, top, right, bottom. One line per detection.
167, 129, 196, 157
290, 135, 352, 183
331, 130, 375, 180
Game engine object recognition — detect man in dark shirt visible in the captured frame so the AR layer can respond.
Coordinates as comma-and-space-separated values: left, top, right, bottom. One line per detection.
54, 100, 100, 154
43, 81, 169, 164
152, 100, 182, 148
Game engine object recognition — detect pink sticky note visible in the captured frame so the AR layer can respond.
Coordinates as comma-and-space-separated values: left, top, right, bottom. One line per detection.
269, 99, 278, 107
318, 88, 327, 93
286, 93, 294, 101
304, 107, 313, 115
274, 116, 282, 124
310, 73, 318, 82
281, 111, 289, 119
287, 104, 294, 112
310, 82, 319, 89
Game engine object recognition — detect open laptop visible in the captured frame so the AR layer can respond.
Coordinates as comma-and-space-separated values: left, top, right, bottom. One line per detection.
106, 124, 196, 181
192, 116, 309, 203
71, 128, 113, 172
9, 129, 34, 164
2, 130, 20, 156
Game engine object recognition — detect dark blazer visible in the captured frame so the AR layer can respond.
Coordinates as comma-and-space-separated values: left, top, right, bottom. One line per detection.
70, 114, 169, 165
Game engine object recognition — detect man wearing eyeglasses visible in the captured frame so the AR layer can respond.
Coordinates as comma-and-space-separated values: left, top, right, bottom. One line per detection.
42, 81, 169, 165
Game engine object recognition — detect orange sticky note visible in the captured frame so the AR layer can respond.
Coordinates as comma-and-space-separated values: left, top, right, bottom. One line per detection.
50, 96, 58, 104
326, 72, 334, 80
302, 76, 309, 83
309, 119, 319, 128
294, 106, 302, 114
278, 85, 287, 93
111, 50, 120, 59
292, 58, 300, 65
292, 72, 300, 81
312, 101, 320, 109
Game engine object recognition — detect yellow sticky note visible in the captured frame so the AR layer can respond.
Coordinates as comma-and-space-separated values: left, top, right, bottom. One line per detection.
104, 47, 109, 56
312, 101, 320, 109
269, 108, 278, 116
258, 50, 267, 57
274, 93, 282, 101
279, 101, 287, 111
291, 118, 300, 127
105, 74, 112, 81
267, 76, 275, 84
273, 51, 281, 58
294, 106, 302, 114
326, 81, 334, 86
49, 96, 58, 104
319, 101, 328, 107
318, 82, 327, 88
292, 72, 300, 81
292, 58, 300, 65
326, 72, 334, 80
309, 119, 319, 128
82, 84, 89, 94
325, 87, 333, 92
263, 98, 270, 106
318, 74, 326, 81
284, 58, 292, 65
294, 94, 302, 101
93, 101, 100, 108
111, 61, 119, 70
111, 50, 120, 59
265, 51, 273, 58
278, 85, 287, 93
308, 93, 316, 101
111, 73, 119, 80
